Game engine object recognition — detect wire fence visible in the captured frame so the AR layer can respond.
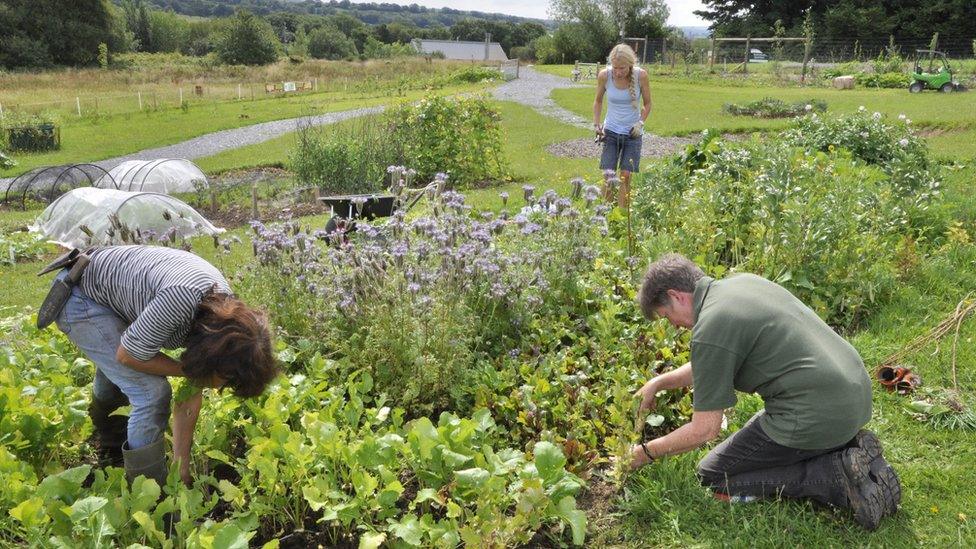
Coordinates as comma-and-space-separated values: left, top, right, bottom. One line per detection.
625, 36, 976, 67
0, 77, 376, 122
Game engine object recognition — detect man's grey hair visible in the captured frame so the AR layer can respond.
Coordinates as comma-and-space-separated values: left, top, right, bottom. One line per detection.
637, 253, 705, 319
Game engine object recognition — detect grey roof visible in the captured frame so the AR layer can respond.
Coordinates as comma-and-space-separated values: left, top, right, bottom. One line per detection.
413, 39, 508, 61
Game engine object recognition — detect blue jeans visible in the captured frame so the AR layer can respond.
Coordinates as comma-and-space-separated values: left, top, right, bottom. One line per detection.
697, 412, 851, 508
599, 129, 642, 173
54, 270, 171, 449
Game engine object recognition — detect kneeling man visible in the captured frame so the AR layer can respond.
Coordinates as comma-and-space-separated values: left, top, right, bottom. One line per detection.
629, 253, 900, 530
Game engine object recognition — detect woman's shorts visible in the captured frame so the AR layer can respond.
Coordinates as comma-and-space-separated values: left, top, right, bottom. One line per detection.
599, 129, 643, 173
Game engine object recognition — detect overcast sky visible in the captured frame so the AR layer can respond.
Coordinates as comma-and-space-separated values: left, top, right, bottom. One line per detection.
347, 1, 708, 26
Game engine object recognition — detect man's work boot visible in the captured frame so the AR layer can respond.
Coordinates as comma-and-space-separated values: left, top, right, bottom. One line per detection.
122, 436, 168, 488
841, 447, 885, 531
88, 394, 129, 468
849, 430, 902, 517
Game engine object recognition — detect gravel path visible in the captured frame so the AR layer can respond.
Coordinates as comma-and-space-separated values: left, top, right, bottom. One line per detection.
491, 66, 591, 129
546, 134, 698, 159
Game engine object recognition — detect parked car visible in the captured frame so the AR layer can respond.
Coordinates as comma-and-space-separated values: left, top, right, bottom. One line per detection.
749, 48, 769, 63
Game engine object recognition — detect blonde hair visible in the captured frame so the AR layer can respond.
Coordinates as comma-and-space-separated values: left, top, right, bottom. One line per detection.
607, 44, 640, 111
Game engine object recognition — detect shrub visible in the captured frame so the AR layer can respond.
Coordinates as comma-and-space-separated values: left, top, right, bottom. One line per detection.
448, 66, 502, 83
0, 151, 15, 171
214, 10, 280, 66
723, 97, 827, 118
387, 94, 508, 188
290, 116, 401, 195
855, 71, 910, 88
307, 25, 358, 60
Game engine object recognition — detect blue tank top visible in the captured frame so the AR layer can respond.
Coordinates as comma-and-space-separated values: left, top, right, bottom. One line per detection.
603, 68, 641, 135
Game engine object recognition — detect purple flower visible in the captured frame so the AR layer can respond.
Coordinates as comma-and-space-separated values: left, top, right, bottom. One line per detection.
522, 185, 535, 202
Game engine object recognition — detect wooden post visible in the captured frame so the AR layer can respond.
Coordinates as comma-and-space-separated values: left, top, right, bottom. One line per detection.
709, 37, 716, 71
179, 87, 183, 106
0, 102, 4, 120
743, 36, 751, 74
210, 187, 218, 212
250, 184, 259, 219
138, 91, 142, 110
76, 97, 82, 116
661, 37, 667, 65
238, 84, 242, 100
801, 37, 812, 83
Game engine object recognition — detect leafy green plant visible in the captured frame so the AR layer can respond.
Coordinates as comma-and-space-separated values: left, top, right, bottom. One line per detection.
855, 72, 910, 88
290, 115, 402, 194
0, 231, 53, 265
0, 151, 15, 170
387, 94, 509, 188
634, 112, 945, 329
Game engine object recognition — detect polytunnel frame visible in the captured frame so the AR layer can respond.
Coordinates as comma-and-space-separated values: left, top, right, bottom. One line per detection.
39, 190, 208, 242
2, 163, 117, 210
114, 158, 207, 192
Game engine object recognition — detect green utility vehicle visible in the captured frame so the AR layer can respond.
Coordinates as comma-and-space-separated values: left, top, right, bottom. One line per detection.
909, 49, 967, 93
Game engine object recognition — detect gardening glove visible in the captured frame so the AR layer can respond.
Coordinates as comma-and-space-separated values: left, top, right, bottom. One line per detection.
594, 124, 605, 143
629, 123, 643, 139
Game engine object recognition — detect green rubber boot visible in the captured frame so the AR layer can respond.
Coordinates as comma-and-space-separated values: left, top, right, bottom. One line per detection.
88, 394, 129, 468
122, 436, 168, 488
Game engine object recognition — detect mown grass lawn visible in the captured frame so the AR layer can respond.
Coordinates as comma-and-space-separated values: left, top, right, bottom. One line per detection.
1, 71, 975, 546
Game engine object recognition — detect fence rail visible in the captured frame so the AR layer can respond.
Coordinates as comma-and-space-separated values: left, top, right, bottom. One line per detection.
0, 78, 336, 121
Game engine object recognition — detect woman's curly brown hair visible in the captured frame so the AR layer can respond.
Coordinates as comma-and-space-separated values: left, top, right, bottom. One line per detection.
181, 292, 279, 398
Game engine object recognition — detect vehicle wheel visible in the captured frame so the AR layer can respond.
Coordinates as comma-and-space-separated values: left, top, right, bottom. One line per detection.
908, 82, 924, 93
940, 82, 954, 93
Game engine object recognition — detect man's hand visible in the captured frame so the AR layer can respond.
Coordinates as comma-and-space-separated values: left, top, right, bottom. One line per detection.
627, 443, 654, 470
634, 378, 660, 429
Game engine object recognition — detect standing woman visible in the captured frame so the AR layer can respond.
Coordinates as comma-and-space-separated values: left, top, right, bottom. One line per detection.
593, 44, 652, 209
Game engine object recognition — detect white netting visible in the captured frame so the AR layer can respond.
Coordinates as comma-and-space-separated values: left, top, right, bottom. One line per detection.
31, 187, 223, 249
96, 159, 209, 193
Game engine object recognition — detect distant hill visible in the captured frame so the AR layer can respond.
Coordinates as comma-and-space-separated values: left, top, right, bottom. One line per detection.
145, 0, 551, 27
679, 26, 711, 39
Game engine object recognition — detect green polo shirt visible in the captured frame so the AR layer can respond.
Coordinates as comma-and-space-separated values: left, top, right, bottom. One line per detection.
690, 273, 872, 450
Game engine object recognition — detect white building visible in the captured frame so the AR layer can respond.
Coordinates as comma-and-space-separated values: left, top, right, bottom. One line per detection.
412, 39, 508, 61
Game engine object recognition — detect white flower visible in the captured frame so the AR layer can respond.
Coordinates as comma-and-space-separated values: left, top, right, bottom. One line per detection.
905, 118, 912, 125
804, 104, 813, 111
860, 132, 869, 138
811, 113, 818, 119
898, 114, 906, 120
858, 106, 866, 112
873, 112, 882, 120
898, 138, 909, 148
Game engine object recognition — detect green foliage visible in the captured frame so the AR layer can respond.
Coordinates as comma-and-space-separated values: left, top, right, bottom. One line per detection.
361, 37, 416, 59
0, 151, 15, 171
447, 66, 503, 83
307, 24, 358, 61
214, 9, 280, 66
97, 43, 109, 69
387, 94, 509, 188
856, 71, 911, 89
634, 112, 944, 329
0, 0, 116, 69
0, 232, 53, 265
291, 116, 401, 194
723, 97, 827, 118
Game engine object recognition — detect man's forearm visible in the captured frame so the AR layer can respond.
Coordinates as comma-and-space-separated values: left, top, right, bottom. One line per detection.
654, 362, 693, 391
644, 420, 712, 458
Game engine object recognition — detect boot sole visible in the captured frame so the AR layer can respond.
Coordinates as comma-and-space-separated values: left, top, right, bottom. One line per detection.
842, 447, 884, 531
853, 430, 901, 517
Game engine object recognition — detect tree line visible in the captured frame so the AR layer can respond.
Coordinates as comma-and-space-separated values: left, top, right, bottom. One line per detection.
696, 0, 976, 43
0, 0, 547, 69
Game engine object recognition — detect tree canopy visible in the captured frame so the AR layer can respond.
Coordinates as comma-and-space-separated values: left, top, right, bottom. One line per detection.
0, 0, 115, 69
695, 0, 976, 42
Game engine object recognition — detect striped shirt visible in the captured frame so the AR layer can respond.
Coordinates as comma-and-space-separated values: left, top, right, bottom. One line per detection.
79, 246, 232, 361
